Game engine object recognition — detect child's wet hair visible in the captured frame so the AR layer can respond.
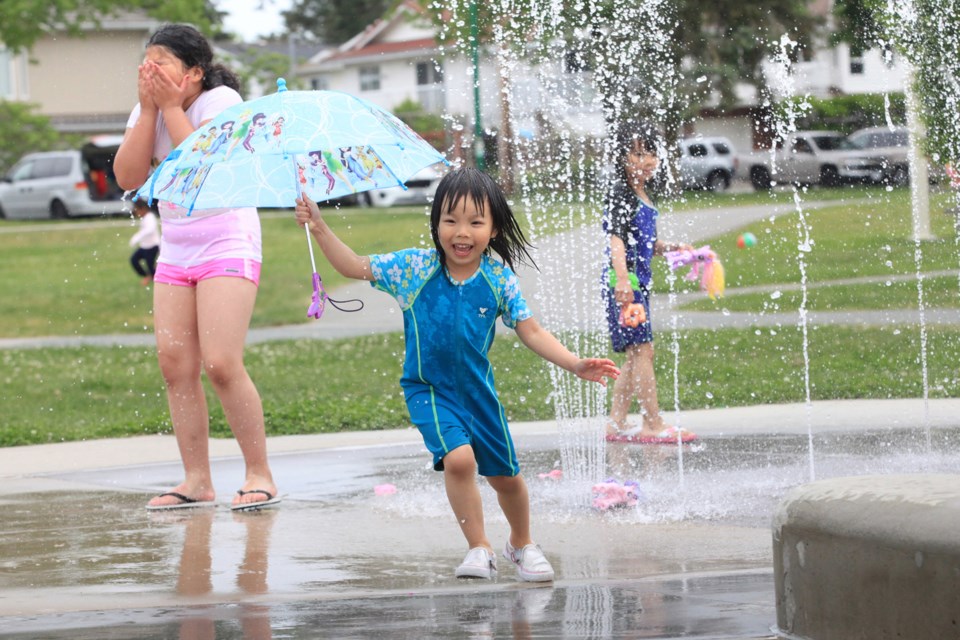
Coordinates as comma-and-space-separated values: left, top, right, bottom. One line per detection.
429, 167, 535, 272
611, 119, 665, 196
147, 24, 241, 92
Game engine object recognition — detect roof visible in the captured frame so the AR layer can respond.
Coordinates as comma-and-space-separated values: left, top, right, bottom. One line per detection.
304, 0, 437, 69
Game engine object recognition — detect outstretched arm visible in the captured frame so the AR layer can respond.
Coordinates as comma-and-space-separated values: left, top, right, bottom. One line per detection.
514, 318, 620, 385
295, 193, 372, 280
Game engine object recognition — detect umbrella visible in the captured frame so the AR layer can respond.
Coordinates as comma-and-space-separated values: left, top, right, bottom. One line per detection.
136, 78, 448, 318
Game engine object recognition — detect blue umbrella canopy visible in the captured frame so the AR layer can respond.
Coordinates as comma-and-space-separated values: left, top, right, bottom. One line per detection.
137, 79, 448, 212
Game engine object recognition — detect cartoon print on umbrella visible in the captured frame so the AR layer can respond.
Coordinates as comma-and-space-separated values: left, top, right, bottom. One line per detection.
136, 77, 449, 319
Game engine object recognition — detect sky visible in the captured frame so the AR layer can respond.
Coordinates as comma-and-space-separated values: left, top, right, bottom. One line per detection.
219, 0, 294, 42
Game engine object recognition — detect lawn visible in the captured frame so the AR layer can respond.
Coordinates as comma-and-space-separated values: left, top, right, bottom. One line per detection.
3, 185, 960, 447
4, 325, 960, 447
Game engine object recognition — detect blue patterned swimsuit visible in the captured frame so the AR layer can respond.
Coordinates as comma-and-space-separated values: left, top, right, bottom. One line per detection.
602, 182, 658, 351
369, 248, 532, 476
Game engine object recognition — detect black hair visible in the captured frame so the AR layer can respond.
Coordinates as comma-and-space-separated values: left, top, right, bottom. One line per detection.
147, 24, 241, 92
604, 119, 666, 220
610, 119, 663, 188
429, 167, 536, 272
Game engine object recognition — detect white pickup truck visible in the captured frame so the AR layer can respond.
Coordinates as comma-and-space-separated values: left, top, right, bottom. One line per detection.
744, 130, 885, 190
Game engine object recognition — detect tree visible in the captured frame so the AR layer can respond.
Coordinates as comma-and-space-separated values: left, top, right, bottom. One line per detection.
283, 0, 392, 44
0, 102, 74, 173
865, 0, 960, 167
0, 0, 224, 53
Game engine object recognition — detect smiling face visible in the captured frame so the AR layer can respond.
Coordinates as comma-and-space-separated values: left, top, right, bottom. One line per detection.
623, 140, 660, 187
436, 194, 497, 280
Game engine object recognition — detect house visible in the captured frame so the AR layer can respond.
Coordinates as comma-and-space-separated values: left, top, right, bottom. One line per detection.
1, 12, 158, 136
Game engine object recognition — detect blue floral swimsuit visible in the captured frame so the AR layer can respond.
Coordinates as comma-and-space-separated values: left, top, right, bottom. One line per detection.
369, 248, 532, 476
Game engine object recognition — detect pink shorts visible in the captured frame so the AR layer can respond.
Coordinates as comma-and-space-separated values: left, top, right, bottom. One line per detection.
154, 258, 261, 288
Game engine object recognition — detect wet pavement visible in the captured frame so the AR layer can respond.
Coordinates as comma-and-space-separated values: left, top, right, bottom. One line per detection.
3, 400, 960, 639
3, 197, 959, 636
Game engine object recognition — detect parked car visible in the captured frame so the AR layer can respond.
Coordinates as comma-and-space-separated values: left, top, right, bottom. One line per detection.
0, 136, 129, 220
360, 165, 443, 208
847, 126, 910, 185
677, 136, 738, 192
744, 131, 884, 190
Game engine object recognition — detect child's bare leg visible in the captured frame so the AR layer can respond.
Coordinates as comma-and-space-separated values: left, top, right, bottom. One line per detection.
196, 278, 276, 507
633, 341, 667, 434
486, 474, 532, 548
608, 346, 640, 434
150, 284, 215, 508
442, 445, 491, 551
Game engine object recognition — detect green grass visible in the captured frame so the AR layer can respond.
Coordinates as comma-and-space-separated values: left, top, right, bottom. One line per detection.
0, 206, 433, 338
668, 187, 960, 303
4, 325, 960, 447
3, 186, 960, 447
661, 182, 903, 212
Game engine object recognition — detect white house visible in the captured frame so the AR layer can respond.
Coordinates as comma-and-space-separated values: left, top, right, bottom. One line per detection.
298, 2, 913, 161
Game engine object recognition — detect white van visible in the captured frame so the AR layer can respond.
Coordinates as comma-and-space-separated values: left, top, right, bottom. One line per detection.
0, 136, 130, 219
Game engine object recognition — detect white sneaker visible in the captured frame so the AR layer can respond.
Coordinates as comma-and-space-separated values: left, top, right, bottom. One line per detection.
503, 542, 555, 582
455, 547, 497, 579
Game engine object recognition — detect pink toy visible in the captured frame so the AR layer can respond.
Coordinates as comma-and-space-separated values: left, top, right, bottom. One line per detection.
537, 469, 563, 480
591, 478, 641, 511
947, 163, 960, 189
374, 483, 397, 496
664, 245, 725, 300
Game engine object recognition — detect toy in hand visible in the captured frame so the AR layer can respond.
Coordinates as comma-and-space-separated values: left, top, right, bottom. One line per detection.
619, 303, 646, 327
608, 269, 647, 327
664, 245, 725, 300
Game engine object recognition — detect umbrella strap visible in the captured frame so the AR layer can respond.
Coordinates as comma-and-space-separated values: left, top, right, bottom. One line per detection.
325, 295, 364, 313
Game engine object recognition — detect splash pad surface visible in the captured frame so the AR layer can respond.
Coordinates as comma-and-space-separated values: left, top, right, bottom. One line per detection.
2, 399, 958, 638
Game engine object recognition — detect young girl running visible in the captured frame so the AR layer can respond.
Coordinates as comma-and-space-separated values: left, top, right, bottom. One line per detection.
294, 167, 619, 582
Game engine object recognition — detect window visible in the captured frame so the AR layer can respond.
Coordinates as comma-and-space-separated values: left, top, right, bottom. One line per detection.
416, 61, 443, 85
687, 144, 708, 158
792, 138, 813, 154
0, 49, 11, 98
10, 160, 35, 181
563, 48, 592, 73
711, 142, 731, 155
310, 76, 329, 91
359, 66, 380, 92
850, 58, 865, 74
35, 157, 72, 178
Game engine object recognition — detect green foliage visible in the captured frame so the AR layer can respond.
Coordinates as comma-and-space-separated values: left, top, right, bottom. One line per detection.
231, 48, 297, 96
831, 0, 883, 51
867, 0, 960, 165
0, 0, 121, 52
779, 92, 907, 134
0, 1, 224, 53
391, 98, 446, 149
0, 101, 70, 174
284, 0, 392, 44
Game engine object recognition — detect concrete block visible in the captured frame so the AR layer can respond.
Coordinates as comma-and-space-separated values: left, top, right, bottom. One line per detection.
772, 474, 960, 640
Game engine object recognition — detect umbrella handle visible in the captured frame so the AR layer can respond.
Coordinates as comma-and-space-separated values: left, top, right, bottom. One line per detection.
304, 223, 318, 273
